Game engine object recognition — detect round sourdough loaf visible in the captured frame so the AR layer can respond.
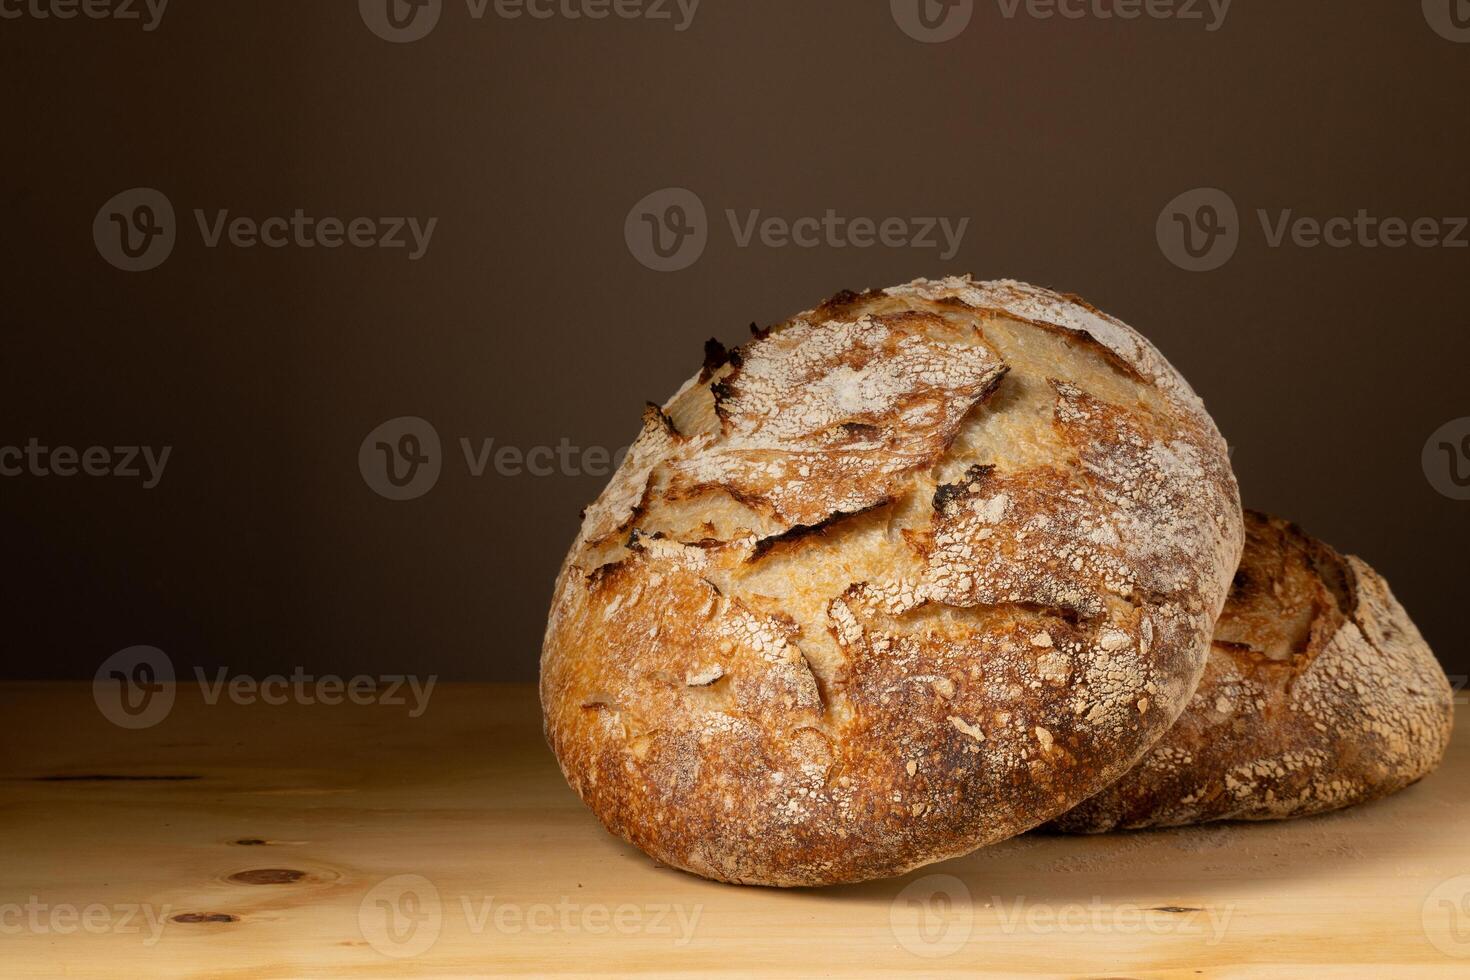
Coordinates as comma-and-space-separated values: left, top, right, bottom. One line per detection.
540, 277, 1244, 886
1050, 511, 1454, 833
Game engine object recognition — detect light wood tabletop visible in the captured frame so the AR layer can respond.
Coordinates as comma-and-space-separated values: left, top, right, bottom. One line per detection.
3, 680, 1468, 978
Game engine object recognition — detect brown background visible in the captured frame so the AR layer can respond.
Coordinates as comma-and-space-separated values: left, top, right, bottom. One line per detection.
2, 1, 1467, 682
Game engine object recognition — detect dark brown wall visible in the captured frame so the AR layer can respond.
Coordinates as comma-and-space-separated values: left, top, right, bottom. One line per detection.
3, 1, 1468, 683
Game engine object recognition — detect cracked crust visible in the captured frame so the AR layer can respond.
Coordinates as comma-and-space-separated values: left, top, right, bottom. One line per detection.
540, 276, 1244, 886
1049, 511, 1455, 833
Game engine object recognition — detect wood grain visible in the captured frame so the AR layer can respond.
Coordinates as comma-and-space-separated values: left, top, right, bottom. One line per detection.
2, 681, 1468, 978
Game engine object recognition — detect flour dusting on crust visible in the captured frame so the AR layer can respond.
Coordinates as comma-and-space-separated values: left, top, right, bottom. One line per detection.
541, 276, 1244, 886
1050, 512, 1454, 833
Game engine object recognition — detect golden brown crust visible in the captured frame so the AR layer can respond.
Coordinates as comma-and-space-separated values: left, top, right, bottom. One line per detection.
1049, 511, 1455, 833
540, 277, 1244, 885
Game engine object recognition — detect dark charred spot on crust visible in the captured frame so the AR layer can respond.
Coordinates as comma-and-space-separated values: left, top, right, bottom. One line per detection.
172, 913, 239, 924
706, 328, 755, 403
836, 421, 882, 442
698, 338, 743, 383
1212, 639, 1258, 654
932, 464, 997, 515
700, 338, 727, 382
824, 288, 866, 307
710, 380, 735, 420
625, 528, 667, 552
749, 500, 894, 561
931, 483, 968, 516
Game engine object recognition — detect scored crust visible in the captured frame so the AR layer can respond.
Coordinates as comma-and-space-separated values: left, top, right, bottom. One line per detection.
1049, 511, 1455, 833
540, 277, 1244, 886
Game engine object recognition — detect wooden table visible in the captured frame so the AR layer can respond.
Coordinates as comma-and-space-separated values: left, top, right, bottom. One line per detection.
4, 681, 1468, 978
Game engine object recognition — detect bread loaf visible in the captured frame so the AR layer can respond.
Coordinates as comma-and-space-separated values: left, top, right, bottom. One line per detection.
1050, 511, 1454, 833
540, 277, 1244, 885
